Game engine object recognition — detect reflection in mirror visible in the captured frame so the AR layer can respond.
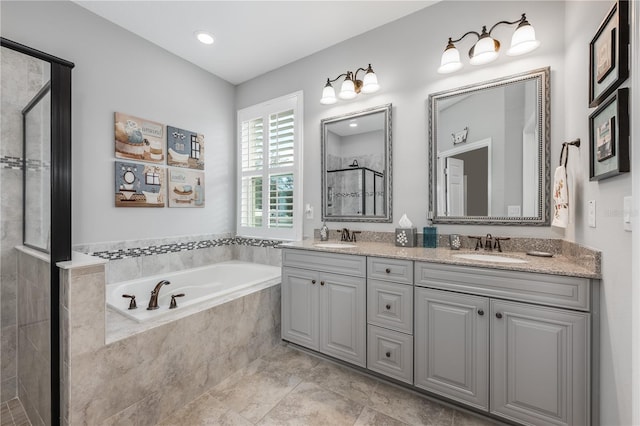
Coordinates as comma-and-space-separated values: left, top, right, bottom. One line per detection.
429, 67, 550, 225
321, 104, 392, 222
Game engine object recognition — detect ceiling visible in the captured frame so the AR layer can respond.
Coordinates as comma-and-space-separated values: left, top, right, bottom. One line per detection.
73, 1, 436, 85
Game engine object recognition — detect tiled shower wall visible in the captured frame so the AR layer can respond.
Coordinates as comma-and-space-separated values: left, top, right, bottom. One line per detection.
0, 46, 49, 403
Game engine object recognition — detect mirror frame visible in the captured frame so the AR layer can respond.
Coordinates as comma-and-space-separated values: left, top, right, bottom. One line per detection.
321, 103, 393, 223
428, 67, 551, 226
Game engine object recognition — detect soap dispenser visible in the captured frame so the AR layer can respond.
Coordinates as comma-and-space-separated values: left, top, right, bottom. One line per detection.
423, 212, 437, 248
320, 222, 329, 241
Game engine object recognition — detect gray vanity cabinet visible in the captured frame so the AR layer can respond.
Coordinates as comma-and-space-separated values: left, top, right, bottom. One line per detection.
415, 261, 593, 426
490, 300, 589, 426
414, 287, 489, 410
281, 249, 366, 366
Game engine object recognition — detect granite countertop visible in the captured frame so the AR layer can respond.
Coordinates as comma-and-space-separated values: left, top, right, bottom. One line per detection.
279, 240, 601, 279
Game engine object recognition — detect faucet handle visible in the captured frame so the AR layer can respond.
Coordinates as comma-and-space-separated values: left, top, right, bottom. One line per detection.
169, 293, 185, 309
468, 236, 483, 251
493, 237, 510, 253
351, 231, 361, 242
122, 294, 137, 310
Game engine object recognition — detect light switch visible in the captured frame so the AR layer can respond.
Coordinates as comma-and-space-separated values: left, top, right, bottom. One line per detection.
507, 205, 521, 217
588, 200, 596, 228
305, 204, 314, 219
623, 196, 632, 232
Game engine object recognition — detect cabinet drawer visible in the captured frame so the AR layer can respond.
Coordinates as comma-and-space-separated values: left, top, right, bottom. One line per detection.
368, 257, 413, 284
415, 261, 591, 311
367, 279, 413, 333
282, 248, 366, 277
367, 325, 413, 384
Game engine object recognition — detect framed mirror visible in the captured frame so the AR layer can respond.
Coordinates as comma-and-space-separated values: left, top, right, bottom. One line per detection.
428, 67, 550, 225
321, 104, 392, 222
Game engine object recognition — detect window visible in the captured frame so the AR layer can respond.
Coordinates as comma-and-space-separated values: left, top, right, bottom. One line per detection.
190, 134, 200, 159
237, 92, 303, 240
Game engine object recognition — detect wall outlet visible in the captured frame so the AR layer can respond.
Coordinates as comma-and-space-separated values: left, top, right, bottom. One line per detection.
623, 196, 632, 232
588, 200, 596, 228
507, 205, 521, 217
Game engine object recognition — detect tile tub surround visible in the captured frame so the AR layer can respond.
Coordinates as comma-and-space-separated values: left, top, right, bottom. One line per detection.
15, 248, 51, 426
59, 261, 281, 426
285, 238, 600, 279
75, 234, 282, 284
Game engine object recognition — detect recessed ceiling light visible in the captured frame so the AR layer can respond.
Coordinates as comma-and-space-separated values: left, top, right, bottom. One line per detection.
349, 120, 358, 128
195, 31, 215, 45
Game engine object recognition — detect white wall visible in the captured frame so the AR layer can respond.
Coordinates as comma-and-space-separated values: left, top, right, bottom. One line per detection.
236, 0, 567, 238
235, 1, 634, 424
0, 0, 236, 246
563, 2, 633, 425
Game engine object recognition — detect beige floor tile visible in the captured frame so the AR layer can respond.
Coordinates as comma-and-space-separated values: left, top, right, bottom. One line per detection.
304, 360, 379, 406
257, 381, 363, 426
369, 381, 455, 426
453, 409, 504, 426
208, 357, 304, 423
159, 393, 251, 426
354, 406, 410, 426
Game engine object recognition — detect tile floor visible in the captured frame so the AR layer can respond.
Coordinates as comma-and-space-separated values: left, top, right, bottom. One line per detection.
160, 344, 502, 426
0, 399, 30, 426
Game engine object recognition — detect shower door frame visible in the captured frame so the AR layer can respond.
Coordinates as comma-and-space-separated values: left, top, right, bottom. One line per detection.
1, 37, 73, 426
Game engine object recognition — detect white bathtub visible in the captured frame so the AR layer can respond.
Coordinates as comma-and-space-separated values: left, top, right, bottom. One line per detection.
106, 260, 281, 323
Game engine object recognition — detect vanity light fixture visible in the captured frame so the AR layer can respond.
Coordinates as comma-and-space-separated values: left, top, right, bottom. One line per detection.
437, 13, 540, 74
320, 64, 379, 105
194, 30, 215, 45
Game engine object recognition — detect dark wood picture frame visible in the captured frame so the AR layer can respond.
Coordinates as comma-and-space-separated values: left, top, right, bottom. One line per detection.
589, 88, 629, 181
589, 0, 629, 107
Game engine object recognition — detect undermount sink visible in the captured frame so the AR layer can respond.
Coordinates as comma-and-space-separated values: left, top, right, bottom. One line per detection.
453, 253, 528, 264
313, 242, 357, 249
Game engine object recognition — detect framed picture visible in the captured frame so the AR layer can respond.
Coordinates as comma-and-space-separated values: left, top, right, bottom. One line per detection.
115, 161, 166, 207
589, 88, 629, 181
589, 0, 629, 107
115, 112, 166, 164
167, 168, 205, 208
167, 125, 205, 170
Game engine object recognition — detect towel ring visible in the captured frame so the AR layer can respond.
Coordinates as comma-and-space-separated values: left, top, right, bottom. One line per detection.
560, 138, 580, 167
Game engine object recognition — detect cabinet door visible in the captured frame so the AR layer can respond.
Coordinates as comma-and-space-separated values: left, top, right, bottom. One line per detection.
281, 267, 319, 350
491, 300, 589, 426
319, 272, 366, 367
415, 287, 489, 410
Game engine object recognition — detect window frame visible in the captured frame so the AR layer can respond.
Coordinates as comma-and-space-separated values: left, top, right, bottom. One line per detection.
236, 91, 303, 241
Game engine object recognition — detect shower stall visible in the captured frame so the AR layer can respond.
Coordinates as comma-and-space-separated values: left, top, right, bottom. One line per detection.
1, 38, 73, 426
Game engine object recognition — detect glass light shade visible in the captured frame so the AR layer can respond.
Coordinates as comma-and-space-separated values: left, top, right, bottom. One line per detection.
320, 84, 337, 105
507, 23, 540, 56
437, 45, 463, 74
338, 78, 357, 100
361, 71, 379, 93
469, 36, 499, 65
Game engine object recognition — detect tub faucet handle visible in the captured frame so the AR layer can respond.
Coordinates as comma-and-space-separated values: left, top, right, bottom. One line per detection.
169, 293, 185, 309
122, 294, 137, 310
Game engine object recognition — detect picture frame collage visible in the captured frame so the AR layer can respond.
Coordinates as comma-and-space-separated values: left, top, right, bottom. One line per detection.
114, 112, 205, 207
588, 0, 630, 181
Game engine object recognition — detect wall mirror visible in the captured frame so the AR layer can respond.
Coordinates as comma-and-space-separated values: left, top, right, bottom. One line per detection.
321, 104, 392, 222
428, 67, 550, 225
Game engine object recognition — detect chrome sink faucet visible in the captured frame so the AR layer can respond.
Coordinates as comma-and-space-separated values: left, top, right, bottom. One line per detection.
147, 280, 170, 310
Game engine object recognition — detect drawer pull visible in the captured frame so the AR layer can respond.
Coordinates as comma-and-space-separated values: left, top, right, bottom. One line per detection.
385, 268, 391, 273
495, 312, 503, 319
478, 309, 484, 316
385, 351, 391, 358
311, 280, 316, 285
320, 281, 325, 286
386, 304, 391, 310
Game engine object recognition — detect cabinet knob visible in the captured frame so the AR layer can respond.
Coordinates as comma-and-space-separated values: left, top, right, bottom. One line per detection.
478, 309, 484, 316
386, 304, 391, 310
385, 268, 391, 274
320, 281, 325, 286
311, 280, 316, 285
385, 351, 391, 358
495, 312, 503, 319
